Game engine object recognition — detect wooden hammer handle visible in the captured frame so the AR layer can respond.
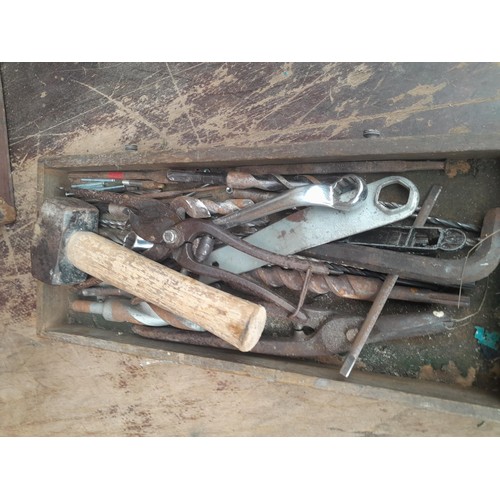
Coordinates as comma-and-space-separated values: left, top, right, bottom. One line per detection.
66, 231, 266, 351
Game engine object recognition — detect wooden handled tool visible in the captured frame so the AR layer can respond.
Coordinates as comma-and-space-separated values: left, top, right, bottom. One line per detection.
31, 197, 266, 351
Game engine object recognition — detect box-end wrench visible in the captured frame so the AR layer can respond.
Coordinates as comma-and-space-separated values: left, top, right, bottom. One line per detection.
213, 175, 367, 229
202, 176, 420, 278
192, 175, 367, 261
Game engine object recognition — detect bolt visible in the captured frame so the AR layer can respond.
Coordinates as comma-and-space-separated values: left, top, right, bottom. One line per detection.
363, 129, 381, 138
345, 327, 359, 342
162, 229, 179, 245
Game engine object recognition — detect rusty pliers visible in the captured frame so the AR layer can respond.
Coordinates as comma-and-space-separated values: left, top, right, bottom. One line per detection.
131, 305, 454, 358
70, 187, 332, 320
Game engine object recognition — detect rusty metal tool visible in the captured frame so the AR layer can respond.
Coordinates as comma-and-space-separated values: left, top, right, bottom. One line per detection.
70, 188, 182, 243
31, 197, 267, 351
247, 267, 470, 307
234, 160, 445, 176
168, 196, 254, 218
203, 176, 420, 277
99, 214, 129, 230
301, 207, 500, 286
158, 170, 311, 191
161, 217, 336, 320
339, 185, 443, 378
131, 310, 454, 358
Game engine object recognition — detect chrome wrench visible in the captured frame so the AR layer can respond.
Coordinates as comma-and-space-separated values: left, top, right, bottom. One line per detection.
203, 176, 420, 277
213, 175, 367, 229
192, 175, 366, 262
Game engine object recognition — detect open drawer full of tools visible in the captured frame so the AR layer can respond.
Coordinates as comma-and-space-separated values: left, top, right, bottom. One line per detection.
31, 164, 500, 378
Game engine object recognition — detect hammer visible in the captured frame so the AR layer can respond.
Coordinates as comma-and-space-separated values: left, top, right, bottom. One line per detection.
31, 197, 266, 351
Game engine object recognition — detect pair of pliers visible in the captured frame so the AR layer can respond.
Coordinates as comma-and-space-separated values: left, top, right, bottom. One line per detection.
131, 305, 454, 358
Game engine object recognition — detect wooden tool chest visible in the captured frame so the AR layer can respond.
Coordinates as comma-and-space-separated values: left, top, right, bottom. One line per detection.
36, 133, 500, 421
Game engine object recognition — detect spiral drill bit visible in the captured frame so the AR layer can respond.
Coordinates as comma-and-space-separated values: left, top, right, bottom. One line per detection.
380, 201, 481, 233
247, 267, 469, 307
99, 213, 129, 230
169, 196, 254, 219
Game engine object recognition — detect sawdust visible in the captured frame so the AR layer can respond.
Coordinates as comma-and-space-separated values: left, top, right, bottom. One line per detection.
418, 361, 477, 388
445, 160, 471, 178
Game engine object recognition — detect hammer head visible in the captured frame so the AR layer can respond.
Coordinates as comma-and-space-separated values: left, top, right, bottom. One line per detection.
31, 197, 99, 285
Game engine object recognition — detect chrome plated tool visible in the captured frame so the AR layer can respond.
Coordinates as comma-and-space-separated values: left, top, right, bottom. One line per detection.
203, 176, 420, 277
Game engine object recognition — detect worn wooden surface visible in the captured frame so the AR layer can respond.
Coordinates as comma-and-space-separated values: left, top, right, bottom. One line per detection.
1, 62, 500, 436
0, 75, 16, 224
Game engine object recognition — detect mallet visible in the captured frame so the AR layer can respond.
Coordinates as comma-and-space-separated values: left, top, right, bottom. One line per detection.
31, 197, 266, 351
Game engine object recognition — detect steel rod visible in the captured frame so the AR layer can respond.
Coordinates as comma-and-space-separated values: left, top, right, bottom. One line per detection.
340, 185, 443, 378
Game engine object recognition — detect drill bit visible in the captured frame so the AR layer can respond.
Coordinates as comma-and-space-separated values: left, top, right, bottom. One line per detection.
168, 196, 254, 218
248, 267, 469, 307
380, 202, 480, 233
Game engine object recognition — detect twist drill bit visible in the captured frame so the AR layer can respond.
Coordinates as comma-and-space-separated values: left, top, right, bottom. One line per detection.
168, 196, 254, 219
380, 202, 480, 233
247, 267, 469, 308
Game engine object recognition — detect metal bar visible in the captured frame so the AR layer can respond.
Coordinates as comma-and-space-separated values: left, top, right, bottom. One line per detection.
301, 208, 500, 286
340, 185, 443, 378
235, 160, 445, 175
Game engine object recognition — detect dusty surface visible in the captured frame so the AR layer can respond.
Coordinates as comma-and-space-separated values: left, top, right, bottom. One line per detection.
2, 317, 500, 436
1, 62, 500, 436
